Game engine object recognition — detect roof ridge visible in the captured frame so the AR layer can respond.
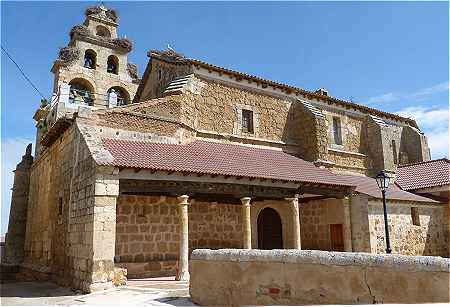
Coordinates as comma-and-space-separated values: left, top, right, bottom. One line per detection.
146, 49, 418, 126
186, 57, 417, 126
398, 158, 450, 168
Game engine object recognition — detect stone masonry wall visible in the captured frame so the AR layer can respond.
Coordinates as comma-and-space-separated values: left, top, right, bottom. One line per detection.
367, 199, 448, 256
286, 102, 328, 161
3, 145, 33, 265
299, 198, 350, 251
22, 122, 119, 292
22, 125, 77, 284
138, 59, 192, 101
190, 249, 450, 305
400, 126, 431, 164
326, 150, 369, 175
115, 195, 243, 278
55, 39, 138, 107
349, 194, 373, 253
324, 110, 373, 175
180, 77, 291, 142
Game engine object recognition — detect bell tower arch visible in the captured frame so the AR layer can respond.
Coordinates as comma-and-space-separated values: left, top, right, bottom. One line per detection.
34, 5, 140, 156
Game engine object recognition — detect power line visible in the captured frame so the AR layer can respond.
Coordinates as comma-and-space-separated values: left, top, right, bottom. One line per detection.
1, 45, 47, 100
2, 45, 128, 101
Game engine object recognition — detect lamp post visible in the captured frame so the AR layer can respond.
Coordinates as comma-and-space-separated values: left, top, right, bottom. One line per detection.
375, 170, 392, 254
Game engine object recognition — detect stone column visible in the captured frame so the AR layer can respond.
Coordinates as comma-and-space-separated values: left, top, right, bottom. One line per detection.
89, 166, 120, 292
240, 197, 252, 249
286, 196, 301, 249
176, 195, 190, 281
342, 197, 353, 252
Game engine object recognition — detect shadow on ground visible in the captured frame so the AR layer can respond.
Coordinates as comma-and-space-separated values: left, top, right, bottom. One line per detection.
0, 277, 196, 306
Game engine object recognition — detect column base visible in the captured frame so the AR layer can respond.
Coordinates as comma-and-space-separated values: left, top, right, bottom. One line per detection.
86, 281, 114, 293
175, 270, 190, 281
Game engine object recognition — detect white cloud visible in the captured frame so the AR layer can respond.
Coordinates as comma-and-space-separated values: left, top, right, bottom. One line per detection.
1, 138, 33, 235
427, 130, 449, 159
367, 93, 398, 104
394, 106, 449, 159
395, 106, 449, 128
367, 81, 449, 104
409, 81, 450, 101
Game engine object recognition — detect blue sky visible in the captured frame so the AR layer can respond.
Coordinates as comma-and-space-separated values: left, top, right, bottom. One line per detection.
1, 1, 449, 235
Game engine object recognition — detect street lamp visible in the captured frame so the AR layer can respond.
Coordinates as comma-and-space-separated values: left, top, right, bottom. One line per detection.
375, 170, 393, 254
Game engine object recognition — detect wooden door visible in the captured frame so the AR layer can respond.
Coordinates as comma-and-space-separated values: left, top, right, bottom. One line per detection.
330, 224, 344, 251
257, 208, 283, 249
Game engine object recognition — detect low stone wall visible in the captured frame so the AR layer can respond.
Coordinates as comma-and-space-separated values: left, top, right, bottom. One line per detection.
190, 249, 450, 306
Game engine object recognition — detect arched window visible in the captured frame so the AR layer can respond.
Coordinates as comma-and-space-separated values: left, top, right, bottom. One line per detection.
69, 78, 95, 106
107, 55, 119, 74
84, 49, 96, 69
96, 25, 111, 38
107, 86, 130, 106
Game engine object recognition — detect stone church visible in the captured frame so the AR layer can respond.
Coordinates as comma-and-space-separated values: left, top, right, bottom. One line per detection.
3, 5, 448, 292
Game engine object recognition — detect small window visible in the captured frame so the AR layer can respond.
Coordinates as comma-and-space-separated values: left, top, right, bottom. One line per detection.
332, 117, 342, 145
107, 55, 119, 74
392, 140, 398, 165
411, 207, 420, 226
242, 109, 254, 133
58, 197, 63, 215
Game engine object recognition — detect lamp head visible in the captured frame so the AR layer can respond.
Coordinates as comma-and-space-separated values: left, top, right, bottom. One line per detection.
375, 170, 391, 191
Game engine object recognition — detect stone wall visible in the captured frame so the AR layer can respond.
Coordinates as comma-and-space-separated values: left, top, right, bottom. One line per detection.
135, 69, 430, 174
21, 121, 120, 292
54, 40, 139, 107
367, 199, 448, 256
349, 194, 373, 252
326, 149, 369, 175
299, 198, 351, 251
180, 77, 291, 142
323, 110, 374, 175
115, 195, 243, 278
138, 58, 192, 101
365, 116, 403, 175
286, 102, 328, 161
23, 125, 77, 284
190, 249, 450, 305
250, 200, 298, 249
400, 125, 431, 164
3, 145, 33, 265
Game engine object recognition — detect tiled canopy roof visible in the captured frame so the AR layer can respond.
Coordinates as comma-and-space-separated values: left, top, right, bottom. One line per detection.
396, 158, 450, 191
102, 139, 353, 187
100, 138, 438, 203
341, 175, 438, 203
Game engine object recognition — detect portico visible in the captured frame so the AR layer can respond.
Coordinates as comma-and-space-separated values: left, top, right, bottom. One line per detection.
114, 168, 353, 280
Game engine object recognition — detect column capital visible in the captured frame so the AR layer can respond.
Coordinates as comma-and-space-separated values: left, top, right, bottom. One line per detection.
240, 197, 251, 206
284, 196, 299, 203
177, 195, 189, 205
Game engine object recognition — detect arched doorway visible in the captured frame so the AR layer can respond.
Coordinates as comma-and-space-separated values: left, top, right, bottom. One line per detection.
257, 207, 283, 249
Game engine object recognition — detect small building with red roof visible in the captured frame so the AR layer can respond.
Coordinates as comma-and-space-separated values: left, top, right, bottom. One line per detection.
396, 158, 450, 202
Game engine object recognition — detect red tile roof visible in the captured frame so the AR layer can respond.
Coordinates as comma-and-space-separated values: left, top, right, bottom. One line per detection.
342, 175, 438, 203
101, 139, 439, 203
102, 139, 354, 187
396, 158, 450, 191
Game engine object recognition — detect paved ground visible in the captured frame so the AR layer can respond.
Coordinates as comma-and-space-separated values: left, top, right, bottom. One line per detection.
1, 277, 196, 306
